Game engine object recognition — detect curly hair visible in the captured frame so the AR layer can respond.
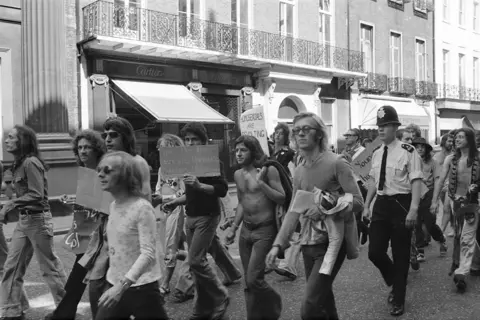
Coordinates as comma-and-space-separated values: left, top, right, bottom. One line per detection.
99, 151, 144, 198
157, 133, 184, 148
103, 117, 137, 156
274, 122, 290, 146
180, 122, 208, 145
72, 129, 106, 166
234, 135, 267, 168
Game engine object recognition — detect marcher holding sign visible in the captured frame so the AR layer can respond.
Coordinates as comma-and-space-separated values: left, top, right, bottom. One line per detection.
159, 144, 220, 178
240, 106, 270, 156
47, 129, 107, 320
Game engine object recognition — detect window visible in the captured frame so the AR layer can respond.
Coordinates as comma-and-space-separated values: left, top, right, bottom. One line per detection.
360, 24, 374, 73
279, 0, 294, 37
390, 32, 402, 78
475, 2, 479, 31
474, 57, 480, 89
114, 0, 142, 31
459, 0, 465, 26
443, 0, 449, 21
231, 0, 250, 29
179, 0, 203, 37
415, 39, 426, 81
442, 49, 449, 84
414, 0, 427, 13
459, 53, 466, 87
321, 102, 333, 144
319, 0, 331, 44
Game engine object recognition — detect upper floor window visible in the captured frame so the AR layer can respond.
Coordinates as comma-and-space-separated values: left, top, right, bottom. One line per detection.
443, 0, 449, 21
415, 39, 426, 81
360, 24, 374, 73
319, 0, 331, 44
442, 49, 449, 84
279, 0, 295, 37
474, 57, 479, 89
459, 0, 466, 26
178, 0, 204, 36
475, 2, 480, 32
114, 0, 143, 30
414, 0, 427, 13
389, 32, 402, 78
459, 53, 466, 87
232, 0, 251, 29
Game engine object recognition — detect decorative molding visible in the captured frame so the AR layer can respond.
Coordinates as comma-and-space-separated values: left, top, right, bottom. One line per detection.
89, 74, 109, 87
187, 82, 203, 92
265, 79, 276, 104
337, 77, 355, 90
241, 87, 254, 96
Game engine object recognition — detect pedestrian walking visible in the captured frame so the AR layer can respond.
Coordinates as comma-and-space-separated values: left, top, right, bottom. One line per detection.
267, 112, 363, 320
226, 135, 284, 320
163, 123, 231, 320
0, 125, 68, 320
94, 151, 168, 320
363, 106, 423, 316
45, 130, 106, 320
430, 127, 480, 292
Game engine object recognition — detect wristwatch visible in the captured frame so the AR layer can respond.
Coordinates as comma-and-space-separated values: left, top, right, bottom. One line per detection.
120, 279, 132, 290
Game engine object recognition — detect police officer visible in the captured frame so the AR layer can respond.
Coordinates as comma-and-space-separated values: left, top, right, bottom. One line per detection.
363, 105, 423, 317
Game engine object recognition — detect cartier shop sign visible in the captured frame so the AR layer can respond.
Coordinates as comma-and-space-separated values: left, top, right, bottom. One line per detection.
97, 60, 190, 82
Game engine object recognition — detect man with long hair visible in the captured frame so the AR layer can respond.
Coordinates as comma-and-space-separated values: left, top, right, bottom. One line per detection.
363, 106, 423, 316
430, 127, 480, 292
78, 116, 152, 318
225, 135, 284, 320
46, 130, 106, 320
411, 137, 447, 263
0, 125, 68, 320
267, 112, 363, 319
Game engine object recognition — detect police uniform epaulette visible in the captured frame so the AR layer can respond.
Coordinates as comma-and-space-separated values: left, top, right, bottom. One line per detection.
372, 145, 382, 153
401, 144, 414, 153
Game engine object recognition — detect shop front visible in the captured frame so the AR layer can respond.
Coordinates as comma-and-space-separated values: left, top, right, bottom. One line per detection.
83, 57, 255, 183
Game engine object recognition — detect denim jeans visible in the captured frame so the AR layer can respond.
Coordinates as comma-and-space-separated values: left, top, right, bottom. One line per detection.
51, 254, 87, 320
277, 232, 301, 277
301, 241, 346, 320
185, 215, 228, 316
455, 209, 480, 276
95, 281, 168, 320
416, 190, 446, 251
239, 223, 282, 320
0, 212, 67, 317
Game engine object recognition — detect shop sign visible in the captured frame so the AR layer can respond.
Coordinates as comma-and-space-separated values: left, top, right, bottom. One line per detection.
100, 60, 191, 82
350, 137, 382, 187
159, 145, 221, 178
239, 106, 270, 156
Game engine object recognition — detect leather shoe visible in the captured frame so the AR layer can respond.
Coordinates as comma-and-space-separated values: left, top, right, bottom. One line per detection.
387, 290, 394, 304
390, 304, 404, 316
273, 267, 297, 280
453, 274, 467, 293
211, 296, 230, 320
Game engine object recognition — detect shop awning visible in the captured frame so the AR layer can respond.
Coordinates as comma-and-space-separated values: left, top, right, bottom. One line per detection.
358, 98, 429, 129
438, 117, 478, 130
111, 80, 234, 124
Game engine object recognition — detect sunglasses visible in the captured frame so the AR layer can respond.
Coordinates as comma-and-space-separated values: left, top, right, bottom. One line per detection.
292, 126, 318, 135
97, 166, 114, 175
101, 132, 120, 140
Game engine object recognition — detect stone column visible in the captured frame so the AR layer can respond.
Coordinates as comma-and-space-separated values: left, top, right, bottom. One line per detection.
21, 0, 69, 133
241, 86, 254, 112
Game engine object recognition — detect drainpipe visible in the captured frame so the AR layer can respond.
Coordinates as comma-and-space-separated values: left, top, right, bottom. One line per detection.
347, 0, 352, 128
432, 7, 437, 143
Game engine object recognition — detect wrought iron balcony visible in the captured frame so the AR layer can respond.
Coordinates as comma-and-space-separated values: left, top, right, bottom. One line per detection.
82, 0, 364, 73
388, 77, 416, 96
358, 73, 388, 93
437, 84, 480, 101
415, 81, 437, 99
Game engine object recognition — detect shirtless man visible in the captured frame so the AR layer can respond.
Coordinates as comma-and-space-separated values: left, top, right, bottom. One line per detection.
226, 135, 284, 320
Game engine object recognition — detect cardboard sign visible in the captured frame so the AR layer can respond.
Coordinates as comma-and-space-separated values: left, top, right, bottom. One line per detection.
240, 106, 270, 156
350, 137, 383, 187
159, 145, 220, 178
75, 167, 114, 215
63, 207, 102, 254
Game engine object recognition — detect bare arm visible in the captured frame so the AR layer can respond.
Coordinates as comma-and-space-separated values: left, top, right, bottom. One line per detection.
432, 156, 451, 205
258, 166, 286, 205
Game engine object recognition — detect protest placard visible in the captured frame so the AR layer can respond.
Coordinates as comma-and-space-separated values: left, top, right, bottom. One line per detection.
350, 137, 382, 187
160, 145, 220, 178
240, 106, 270, 156
75, 167, 114, 214
63, 206, 102, 254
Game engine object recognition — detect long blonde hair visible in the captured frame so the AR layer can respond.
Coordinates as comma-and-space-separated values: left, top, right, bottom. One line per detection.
157, 133, 184, 148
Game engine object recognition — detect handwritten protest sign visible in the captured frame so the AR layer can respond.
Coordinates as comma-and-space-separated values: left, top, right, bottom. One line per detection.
351, 137, 382, 187
240, 106, 270, 156
75, 167, 114, 214
63, 206, 102, 254
160, 145, 220, 178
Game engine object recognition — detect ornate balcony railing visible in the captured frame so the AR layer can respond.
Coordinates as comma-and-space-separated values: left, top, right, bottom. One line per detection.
388, 77, 416, 96
82, 0, 364, 73
437, 84, 480, 101
415, 81, 437, 99
358, 73, 388, 93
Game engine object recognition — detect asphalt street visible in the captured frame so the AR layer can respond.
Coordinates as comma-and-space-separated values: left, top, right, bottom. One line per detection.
13, 230, 480, 320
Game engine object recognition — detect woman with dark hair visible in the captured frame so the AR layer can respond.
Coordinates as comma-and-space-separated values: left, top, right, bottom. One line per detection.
46, 130, 106, 320
0, 125, 67, 319
95, 151, 168, 319
272, 123, 295, 176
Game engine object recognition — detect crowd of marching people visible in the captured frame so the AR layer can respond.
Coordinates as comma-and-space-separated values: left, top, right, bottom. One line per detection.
0, 104, 478, 319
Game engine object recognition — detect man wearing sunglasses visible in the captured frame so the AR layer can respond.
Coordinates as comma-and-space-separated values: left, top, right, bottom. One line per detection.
78, 116, 152, 319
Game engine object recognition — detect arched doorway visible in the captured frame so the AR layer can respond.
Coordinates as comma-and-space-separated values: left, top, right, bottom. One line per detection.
278, 95, 306, 122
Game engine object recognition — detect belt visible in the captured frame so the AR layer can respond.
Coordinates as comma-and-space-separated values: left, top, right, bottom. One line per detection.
243, 219, 275, 231
19, 209, 46, 215
377, 194, 411, 201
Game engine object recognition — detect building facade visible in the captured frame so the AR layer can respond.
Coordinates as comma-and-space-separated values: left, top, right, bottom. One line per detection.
336, 0, 436, 144
434, 0, 480, 136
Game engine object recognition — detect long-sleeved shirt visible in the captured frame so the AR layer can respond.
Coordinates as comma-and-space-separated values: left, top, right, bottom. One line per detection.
106, 198, 161, 286
274, 151, 363, 249
11, 156, 49, 212
185, 162, 228, 217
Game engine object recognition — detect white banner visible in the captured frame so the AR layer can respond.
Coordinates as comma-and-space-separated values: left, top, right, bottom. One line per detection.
239, 106, 270, 156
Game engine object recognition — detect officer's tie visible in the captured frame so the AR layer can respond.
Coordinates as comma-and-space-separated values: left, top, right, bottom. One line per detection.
378, 146, 388, 190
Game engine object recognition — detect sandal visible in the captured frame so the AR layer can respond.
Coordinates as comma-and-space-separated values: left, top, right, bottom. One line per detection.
160, 286, 171, 295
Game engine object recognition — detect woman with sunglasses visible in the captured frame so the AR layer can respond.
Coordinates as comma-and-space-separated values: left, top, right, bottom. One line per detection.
46, 130, 106, 320
0, 125, 67, 320
95, 151, 168, 320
